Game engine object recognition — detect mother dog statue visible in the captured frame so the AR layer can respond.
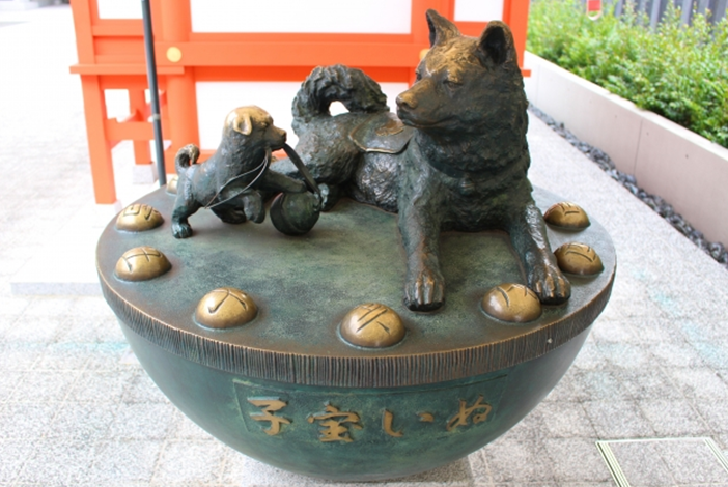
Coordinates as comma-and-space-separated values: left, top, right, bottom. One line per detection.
280, 9, 570, 311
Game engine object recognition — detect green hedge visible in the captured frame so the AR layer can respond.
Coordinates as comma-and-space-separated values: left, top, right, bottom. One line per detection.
527, 0, 728, 149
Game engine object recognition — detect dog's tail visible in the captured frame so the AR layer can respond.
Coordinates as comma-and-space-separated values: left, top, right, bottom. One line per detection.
174, 144, 200, 174
291, 64, 389, 132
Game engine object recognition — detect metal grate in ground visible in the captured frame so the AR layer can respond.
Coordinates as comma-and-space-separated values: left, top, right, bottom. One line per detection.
597, 437, 728, 487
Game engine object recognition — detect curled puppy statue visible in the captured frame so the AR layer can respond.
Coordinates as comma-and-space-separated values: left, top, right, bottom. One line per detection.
171, 106, 309, 238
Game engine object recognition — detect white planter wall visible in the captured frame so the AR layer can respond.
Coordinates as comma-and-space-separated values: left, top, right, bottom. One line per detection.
525, 52, 728, 245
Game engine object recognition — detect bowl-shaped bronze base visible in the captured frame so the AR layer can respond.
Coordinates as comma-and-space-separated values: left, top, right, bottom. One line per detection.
97, 187, 615, 481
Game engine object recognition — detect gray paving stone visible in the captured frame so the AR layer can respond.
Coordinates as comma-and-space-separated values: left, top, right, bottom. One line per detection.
0, 402, 57, 440
654, 438, 728, 484
543, 438, 613, 483
480, 436, 556, 484
108, 402, 178, 440
17, 438, 96, 485
9, 369, 80, 403
638, 398, 710, 437
0, 343, 43, 371
541, 368, 581, 403
497, 408, 550, 442
152, 440, 226, 484
3, 314, 66, 344
538, 401, 597, 438
85, 343, 137, 371
0, 371, 24, 403
169, 410, 215, 440
583, 400, 655, 439
600, 342, 652, 370
690, 341, 728, 370
606, 440, 676, 487
0, 295, 31, 317
66, 369, 135, 403
694, 400, 728, 433
589, 318, 637, 344
569, 369, 634, 402
83, 439, 163, 483
121, 370, 170, 404
646, 341, 707, 368
667, 367, 728, 401
58, 314, 125, 344
34, 343, 91, 371
46, 401, 116, 441
0, 439, 35, 483
619, 367, 683, 400
571, 340, 609, 370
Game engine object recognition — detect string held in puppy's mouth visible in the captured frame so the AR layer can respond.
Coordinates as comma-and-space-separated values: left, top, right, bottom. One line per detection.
282, 143, 320, 197
204, 147, 272, 209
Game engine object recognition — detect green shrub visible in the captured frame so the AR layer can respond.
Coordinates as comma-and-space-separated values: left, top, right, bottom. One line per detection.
527, 0, 728, 149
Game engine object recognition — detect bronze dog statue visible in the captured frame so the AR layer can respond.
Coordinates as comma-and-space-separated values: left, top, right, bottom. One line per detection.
171, 106, 307, 238
280, 10, 570, 311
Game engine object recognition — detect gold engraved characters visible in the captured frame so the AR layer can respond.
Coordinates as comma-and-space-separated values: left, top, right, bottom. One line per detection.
418, 412, 434, 423
248, 398, 291, 435
114, 247, 171, 282
382, 410, 403, 437
307, 403, 363, 442
446, 396, 493, 431
195, 287, 257, 329
244, 396, 494, 439
339, 303, 405, 348
554, 242, 604, 276
481, 283, 542, 323
543, 202, 590, 229
115, 204, 164, 232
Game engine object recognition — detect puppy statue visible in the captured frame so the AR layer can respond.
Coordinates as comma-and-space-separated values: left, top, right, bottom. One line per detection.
171, 106, 309, 238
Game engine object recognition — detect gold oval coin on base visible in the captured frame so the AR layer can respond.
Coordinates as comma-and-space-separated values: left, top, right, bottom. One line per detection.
554, 242, 604, 276
543, 202, 590, 230
340, 303, 405, 348
195, 287, 257, 329
114, 247, 171, 282
481, 284, 541, 323
166, 175, 178, 195
115, 204, 164, 232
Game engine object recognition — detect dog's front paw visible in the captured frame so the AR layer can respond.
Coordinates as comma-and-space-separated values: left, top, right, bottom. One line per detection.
529, 260, 571, 305
172, 222, 193, 239
404, 266, 445, 312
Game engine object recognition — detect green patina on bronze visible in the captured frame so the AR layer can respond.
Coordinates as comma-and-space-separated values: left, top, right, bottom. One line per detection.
97, 186, 615, 480
98, 187, 614, 387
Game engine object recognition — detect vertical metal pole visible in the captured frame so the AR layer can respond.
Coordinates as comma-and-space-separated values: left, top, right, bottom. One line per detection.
141, 0, 167, 186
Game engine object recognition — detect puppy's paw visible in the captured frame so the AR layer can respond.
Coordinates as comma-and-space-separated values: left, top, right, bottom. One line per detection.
172, 222, 193, 239
529, 260, 571, 305
403, 267, 445, 312
318, 183, 341, 212
243, 194, 265, 224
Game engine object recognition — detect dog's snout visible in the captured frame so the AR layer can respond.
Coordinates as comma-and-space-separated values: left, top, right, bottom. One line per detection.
396, 92, 418, 110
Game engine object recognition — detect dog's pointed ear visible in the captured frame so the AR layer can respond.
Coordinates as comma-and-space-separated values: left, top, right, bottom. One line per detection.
229, 110, 253, 136
477, 21, 516, 66
426, 9, 459, 47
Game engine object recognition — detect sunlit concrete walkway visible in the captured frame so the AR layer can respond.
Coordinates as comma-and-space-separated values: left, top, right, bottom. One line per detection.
1, 6, 727, 487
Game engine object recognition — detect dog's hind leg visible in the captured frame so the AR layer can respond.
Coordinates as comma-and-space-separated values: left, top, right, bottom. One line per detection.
212, 206, 247, 224
171, 196, 201, 238
507, 201, 571, 305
